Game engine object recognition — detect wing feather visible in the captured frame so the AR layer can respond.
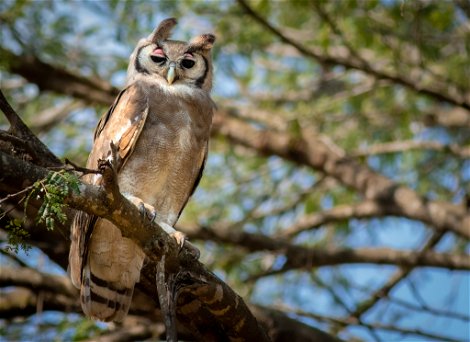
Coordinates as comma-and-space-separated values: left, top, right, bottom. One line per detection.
70, 82, 150, 284
176, 142, 208, 220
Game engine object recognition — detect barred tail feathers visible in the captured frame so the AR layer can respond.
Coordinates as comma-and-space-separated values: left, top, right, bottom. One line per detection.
80, 220, 145, 322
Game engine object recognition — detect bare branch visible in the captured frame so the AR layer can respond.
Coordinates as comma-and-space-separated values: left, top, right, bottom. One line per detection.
0, 287, 78, 319
334, 231, 446, 335
30, 99, 84, 133
183, 224, 470, 270
352, 140, 470, 159
1, 48, 118, 105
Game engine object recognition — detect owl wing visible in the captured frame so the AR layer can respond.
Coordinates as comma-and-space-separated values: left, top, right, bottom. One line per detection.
93, 83, 149, 169
69, 82, 149, 286
174, 141, 209, 222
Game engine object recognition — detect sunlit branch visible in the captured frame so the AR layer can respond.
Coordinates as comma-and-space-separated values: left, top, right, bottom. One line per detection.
280, 200, 386, 238
0, 288, 79, 319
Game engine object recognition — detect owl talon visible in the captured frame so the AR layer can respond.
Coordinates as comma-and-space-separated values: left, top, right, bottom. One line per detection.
158, 222, 200, 259
124, 194, 157, 223
171, 232, 200, 259
138, 202, 157, 222
171, 231, 186, 249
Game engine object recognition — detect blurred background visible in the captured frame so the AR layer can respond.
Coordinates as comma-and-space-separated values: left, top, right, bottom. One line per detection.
1, 0, 469, 341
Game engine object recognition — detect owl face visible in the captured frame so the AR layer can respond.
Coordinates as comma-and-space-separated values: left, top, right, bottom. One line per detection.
127, 18, 215, 92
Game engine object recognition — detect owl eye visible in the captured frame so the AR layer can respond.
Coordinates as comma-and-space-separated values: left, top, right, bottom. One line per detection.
150, 55, 166, 65
181, 59, 195, 69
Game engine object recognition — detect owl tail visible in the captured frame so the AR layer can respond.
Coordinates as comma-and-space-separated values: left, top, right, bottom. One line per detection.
80, 220, 146, 322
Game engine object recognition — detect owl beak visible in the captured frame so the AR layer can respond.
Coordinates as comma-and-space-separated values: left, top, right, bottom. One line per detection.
167, 62, 176, 85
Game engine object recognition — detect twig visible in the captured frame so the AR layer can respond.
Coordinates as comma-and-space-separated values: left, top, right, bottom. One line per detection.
333, 231, 446, 335
63, 158, 100, 175
0, 184, 35, 204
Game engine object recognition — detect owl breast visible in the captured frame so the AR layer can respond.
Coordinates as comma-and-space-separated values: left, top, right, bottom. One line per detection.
118, 85, 212, 226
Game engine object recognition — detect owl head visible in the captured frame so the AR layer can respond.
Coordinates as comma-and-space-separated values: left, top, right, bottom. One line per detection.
127, 18, 216, 92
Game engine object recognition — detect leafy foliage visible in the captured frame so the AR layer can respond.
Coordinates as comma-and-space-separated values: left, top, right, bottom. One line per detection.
25, 171, 80, 230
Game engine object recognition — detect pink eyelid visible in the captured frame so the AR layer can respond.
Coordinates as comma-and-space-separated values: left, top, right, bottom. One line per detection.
183, 53, 194, 59
151, 48, 165, 57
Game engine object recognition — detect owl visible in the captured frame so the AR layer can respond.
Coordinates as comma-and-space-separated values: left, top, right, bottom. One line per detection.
68, 18, 216, 322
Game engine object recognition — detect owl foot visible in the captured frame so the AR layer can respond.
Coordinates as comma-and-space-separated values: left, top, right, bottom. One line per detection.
123, 193, 157, 222
158, 222, 200, 259
171, 232, 200, 259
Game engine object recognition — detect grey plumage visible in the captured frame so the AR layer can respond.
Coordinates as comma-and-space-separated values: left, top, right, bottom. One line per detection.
69, 18, 215, 322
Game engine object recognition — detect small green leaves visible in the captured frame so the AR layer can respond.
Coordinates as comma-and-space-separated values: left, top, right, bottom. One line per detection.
34, 170, 80, 230
4, 217, 30, 254
4, 170, 81, 253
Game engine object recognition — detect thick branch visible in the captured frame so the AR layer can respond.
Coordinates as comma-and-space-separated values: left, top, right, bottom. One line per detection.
0, 288, 78, 319
0, 266, 77, 298
0, 150, 269, 341
0, 89, 62, 167
1, 48, 118, 104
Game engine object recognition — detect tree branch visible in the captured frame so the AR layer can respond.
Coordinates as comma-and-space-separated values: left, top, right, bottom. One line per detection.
333, 231, 446, 335
272, 304, 463, 342
236, 0, 470, 111
212, 110, 470, 239
352, 139, 470, 159
182, 224, 470, 270
0, 266, 77, 297
0, 150, 269, 341
0, 288, 78, 319
1, 48, 118, 104
0, 89, 62, 167
280, 200, 387, 238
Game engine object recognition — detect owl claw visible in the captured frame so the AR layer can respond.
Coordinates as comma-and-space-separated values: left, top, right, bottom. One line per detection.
124, 194, 157, 223
171, 231, 186, 249
138, 202, 157, 222
157, 222, 199, 259
171, 232, 200, 259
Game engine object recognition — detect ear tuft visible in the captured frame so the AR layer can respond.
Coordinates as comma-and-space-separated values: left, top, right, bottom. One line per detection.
149, 18, 178, 43
188, 34, 216, 51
